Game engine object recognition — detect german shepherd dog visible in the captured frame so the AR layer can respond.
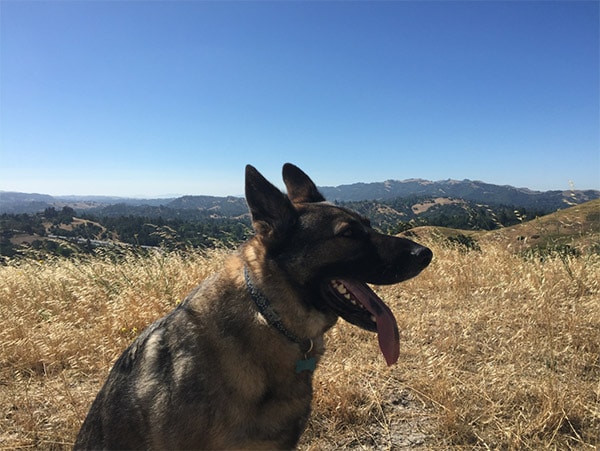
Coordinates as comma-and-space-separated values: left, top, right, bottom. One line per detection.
75, 164, 432, 450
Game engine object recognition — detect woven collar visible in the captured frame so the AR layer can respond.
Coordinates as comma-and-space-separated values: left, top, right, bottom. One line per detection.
243, 266, 314, 356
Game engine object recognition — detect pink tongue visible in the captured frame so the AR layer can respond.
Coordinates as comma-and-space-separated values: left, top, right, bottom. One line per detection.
339, 279, 400, 366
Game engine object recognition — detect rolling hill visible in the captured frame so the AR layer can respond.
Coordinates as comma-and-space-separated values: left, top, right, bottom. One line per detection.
402, 199, 600, 255
1, 178, 598, 215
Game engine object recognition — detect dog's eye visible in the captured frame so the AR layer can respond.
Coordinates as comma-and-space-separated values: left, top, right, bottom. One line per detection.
335, 222, 368, 240
339, 228, 354, 238
337, 225, 366, 239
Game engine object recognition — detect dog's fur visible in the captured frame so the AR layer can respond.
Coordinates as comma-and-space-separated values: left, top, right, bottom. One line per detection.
74, 164, 432, 450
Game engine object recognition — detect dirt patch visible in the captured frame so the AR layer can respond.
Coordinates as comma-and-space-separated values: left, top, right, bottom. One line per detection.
411, 198, 464, 214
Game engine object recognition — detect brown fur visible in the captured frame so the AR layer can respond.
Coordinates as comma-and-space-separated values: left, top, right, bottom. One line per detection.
75, 164, 432, 450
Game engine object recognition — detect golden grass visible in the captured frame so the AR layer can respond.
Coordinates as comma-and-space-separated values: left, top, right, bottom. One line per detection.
1, 239, 598, 449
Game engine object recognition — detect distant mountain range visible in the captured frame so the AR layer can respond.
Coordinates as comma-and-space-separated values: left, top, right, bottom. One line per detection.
319, 179, 599, 207
1, 178, 598, 215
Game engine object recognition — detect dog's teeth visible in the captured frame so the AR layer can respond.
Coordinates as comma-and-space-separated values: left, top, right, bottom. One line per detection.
371, 315, 377, 323
332, 281, 361, 307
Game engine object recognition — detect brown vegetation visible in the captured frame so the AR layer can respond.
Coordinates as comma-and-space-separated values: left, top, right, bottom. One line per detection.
1, 215, 599, 449
411, 197, 465, 214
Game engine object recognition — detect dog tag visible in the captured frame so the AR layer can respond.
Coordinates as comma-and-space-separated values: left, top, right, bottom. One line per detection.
295, 357, 316, 373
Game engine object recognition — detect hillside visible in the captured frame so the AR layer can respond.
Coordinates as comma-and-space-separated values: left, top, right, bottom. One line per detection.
1, 221, 598, 449
0, 192, 176, 214
402, 199, 600, 256
484, 198, 600, 254
2, 178, 598, 215
1, 193, 598, 448
319, 178, 598, 207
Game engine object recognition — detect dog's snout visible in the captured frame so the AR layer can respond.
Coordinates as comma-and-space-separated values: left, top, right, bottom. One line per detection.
412, 246, 433, 267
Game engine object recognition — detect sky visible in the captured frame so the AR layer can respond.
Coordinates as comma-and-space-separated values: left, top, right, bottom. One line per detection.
1, 1, 598, 197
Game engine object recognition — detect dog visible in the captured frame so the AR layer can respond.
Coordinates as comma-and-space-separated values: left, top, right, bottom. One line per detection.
74, 163, 432, 450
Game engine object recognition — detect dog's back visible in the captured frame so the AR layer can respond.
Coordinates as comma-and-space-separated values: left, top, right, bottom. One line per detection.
75, 264, 320, 449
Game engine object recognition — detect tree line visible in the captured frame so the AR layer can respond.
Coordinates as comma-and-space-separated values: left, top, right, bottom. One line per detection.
1, 199, 552, 260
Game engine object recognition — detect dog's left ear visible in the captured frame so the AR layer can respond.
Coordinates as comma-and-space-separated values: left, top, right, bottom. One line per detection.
245, 165, 298, 246
282, 163, 326, 203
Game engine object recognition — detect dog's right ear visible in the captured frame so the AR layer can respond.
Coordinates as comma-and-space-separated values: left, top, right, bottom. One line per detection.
245, 165, 297, 246
282, 163, 326, 203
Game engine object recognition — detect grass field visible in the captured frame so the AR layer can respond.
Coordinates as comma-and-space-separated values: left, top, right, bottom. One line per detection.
1, 206, 599, 449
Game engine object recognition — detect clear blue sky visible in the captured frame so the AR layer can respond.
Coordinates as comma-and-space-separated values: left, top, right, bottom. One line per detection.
1, 1, 598, 197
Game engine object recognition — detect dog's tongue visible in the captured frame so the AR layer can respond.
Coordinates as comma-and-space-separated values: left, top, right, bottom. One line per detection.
339, 279, 400, 366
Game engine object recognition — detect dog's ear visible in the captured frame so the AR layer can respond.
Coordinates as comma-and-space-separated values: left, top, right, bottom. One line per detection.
245, 165, 298, 245
282, 163, 326, 203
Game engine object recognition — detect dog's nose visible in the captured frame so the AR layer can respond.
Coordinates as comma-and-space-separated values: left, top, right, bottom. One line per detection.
412, 246, 433, 268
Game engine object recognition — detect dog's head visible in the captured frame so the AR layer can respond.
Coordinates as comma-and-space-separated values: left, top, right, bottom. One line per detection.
245, 163, 432, 365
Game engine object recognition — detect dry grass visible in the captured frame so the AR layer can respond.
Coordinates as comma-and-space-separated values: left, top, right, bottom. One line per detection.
1, 237, 599, 449
0, 248, 226, 450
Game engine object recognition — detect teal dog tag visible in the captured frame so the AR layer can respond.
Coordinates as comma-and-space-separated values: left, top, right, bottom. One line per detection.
295, 357, 316, 373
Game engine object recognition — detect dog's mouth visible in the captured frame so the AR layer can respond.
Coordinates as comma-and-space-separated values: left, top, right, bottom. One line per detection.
324, 279, 399, 366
